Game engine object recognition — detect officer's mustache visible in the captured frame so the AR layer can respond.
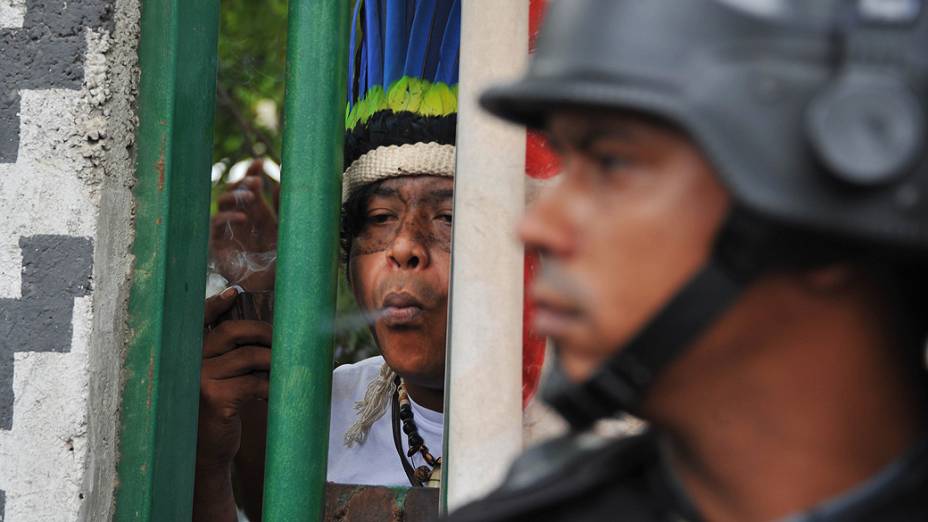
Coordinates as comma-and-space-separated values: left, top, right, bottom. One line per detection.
534, 260, 591, 316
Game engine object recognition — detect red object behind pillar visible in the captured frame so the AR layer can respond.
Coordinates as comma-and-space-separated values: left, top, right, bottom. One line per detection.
522, 0, 559, 408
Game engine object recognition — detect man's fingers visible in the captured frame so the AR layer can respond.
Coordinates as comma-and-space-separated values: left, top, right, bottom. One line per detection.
213, 209, 248, 223
202, 345, 271, 379
217, 190, 255, 211
245, 159, 265, 179
203, 320, 273, 358
201, 374, 270, 415
203, 287, 242, 325
236, 373, 270, 402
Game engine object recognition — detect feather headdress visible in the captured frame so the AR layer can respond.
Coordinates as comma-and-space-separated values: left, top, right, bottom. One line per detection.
342, 0, 460, 202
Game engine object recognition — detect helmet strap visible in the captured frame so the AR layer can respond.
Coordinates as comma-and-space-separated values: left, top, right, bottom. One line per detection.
542, 209, 774, 430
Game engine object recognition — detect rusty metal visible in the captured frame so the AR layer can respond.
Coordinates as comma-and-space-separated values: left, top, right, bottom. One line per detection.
324, 484, 439, 522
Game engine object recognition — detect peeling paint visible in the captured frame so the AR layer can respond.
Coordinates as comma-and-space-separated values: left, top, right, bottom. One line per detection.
156, 133, 167, 192
146, 349, 155, 410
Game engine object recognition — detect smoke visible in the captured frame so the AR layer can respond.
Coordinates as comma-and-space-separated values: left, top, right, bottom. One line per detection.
218, 249, 277, 283
231, 187, 252, 208
205, 270, 229, 298
325, 308, 390, 335
209, 185, 278, 287
206, 183, 385, 346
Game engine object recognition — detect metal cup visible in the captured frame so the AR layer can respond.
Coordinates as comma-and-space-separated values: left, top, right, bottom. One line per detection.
216, 290, 274, 325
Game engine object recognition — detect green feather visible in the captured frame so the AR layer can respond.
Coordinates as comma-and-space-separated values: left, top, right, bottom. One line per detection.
346, 77, 457, 130
435, 83, 457, 114
387, 77, 410, 112
406, 77, 426, 113
420, 83, 446, 116
360, 86, 385, 123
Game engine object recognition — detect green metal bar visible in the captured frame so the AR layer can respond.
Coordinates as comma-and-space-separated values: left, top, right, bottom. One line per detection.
114, 0, 220, 520
262, 0, 351, 520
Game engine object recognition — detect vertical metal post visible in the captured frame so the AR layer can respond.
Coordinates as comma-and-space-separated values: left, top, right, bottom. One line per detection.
114, 0, 220, 520
262, 1, 350, 520
442, 0, 529, 513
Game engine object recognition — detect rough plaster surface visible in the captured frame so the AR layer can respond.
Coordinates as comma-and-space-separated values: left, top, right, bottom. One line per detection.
0, 0, 139, 519
78, 1, 140, 519
0, 0, 115, 163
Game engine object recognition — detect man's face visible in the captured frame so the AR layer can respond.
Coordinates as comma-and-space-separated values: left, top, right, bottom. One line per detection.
349, 176, 453, 389
521, 110, 730, 382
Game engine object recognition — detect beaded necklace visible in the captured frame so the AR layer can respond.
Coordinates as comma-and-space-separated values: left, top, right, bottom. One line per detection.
391, 376, 442, 487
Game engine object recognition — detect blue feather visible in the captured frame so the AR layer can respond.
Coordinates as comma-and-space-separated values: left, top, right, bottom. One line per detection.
348, 0, 363, 109
435, 0, 461, 85
383, 0, 407, 87
422, 0, 454, 81
359, 33, 368, 101
364, 0, 384, 90
404, 0, 415, 32
403, 0, 438, 80
378, 0, 388, 84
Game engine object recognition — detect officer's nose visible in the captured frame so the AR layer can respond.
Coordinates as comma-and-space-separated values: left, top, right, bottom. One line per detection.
518, 181, 576, 259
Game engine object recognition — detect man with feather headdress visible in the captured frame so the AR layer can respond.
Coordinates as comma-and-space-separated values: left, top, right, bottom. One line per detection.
194, 2, 460, 519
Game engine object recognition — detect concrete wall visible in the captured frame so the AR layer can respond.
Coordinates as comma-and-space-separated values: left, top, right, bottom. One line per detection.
0, 0, 139, 520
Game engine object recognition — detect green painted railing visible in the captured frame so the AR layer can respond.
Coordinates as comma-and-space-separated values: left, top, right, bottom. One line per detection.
115, 0, 220, 520
117, 1, 352, 519
261, 1, 351, 520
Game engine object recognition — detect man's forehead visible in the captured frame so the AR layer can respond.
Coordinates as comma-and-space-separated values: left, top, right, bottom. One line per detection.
370, 176, 454, 201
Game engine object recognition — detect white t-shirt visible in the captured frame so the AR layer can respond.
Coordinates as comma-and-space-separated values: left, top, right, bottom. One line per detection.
327, 356, 444, 486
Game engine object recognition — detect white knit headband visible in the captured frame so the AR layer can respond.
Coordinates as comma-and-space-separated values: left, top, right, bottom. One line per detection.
342, 142, 456, 202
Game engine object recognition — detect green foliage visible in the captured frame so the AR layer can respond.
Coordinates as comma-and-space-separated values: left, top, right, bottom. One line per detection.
214, 0, 288, 163
214, 1, 377, 364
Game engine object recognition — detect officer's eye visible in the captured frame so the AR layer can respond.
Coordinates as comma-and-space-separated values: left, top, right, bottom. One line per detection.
546, 135, 566, 155
436, 212, 453, 225
594, 153, 630, 173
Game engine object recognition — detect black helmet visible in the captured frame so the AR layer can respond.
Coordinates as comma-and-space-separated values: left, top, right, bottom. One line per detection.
481, 0, 928, 429
484, 0, 928, 250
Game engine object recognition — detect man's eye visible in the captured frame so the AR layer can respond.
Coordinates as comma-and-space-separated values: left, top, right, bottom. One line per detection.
437, 213, 453, 224
367, 213, 395, 224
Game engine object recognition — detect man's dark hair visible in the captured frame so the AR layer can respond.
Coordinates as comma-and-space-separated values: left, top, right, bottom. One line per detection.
340, 179, 385, 266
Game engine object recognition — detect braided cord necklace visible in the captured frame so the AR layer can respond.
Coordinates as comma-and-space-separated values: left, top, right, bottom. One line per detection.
390, 376, 442, 488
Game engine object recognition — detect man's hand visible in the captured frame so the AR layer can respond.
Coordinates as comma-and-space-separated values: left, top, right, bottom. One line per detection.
198, 287, 273, 464
194, 287, 272, 522
211, 160, 279, 291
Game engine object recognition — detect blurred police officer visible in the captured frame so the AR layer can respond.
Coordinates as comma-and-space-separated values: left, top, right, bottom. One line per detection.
449, 0, 928, 520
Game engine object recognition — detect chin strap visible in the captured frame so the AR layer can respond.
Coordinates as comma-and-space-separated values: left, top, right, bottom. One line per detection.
543, 212, 772, 430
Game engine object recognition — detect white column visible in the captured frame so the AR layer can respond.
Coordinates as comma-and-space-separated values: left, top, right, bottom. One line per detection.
442, 0, 529, 512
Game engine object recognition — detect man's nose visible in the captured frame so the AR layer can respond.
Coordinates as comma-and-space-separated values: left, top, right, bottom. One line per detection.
387, 222, 430, 269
